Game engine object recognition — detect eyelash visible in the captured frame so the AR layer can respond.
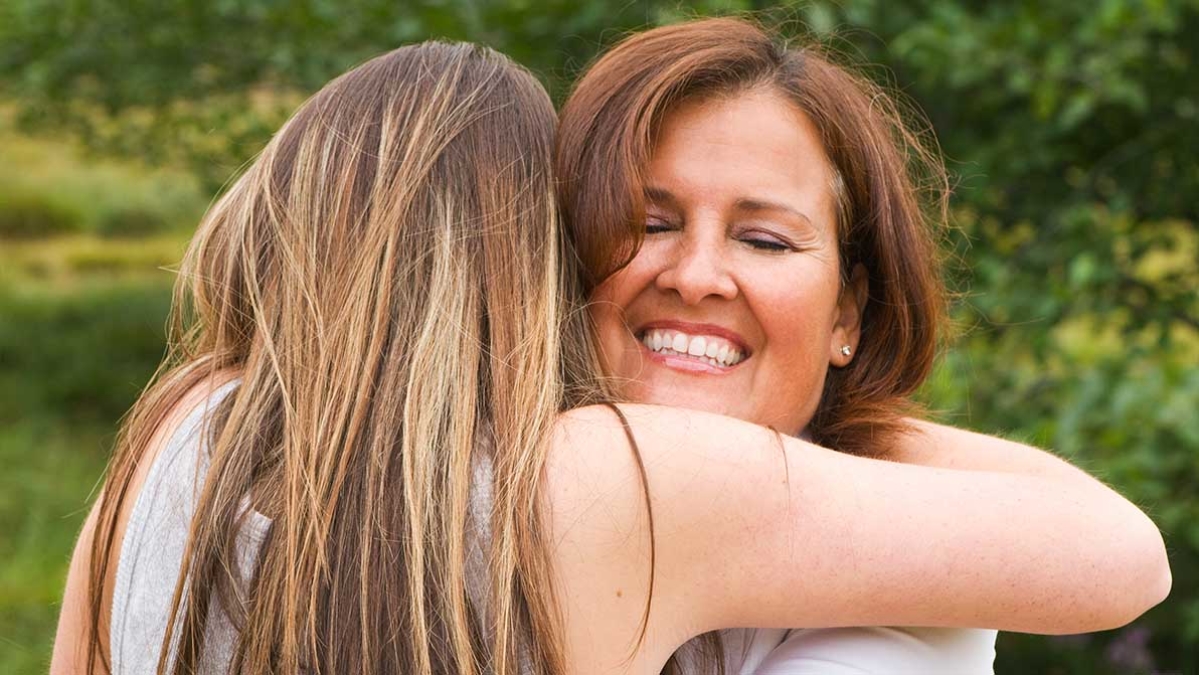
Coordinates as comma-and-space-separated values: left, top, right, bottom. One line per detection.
644, 220, 673, 235
741, 237, 790, 252
645, 218, 793, 252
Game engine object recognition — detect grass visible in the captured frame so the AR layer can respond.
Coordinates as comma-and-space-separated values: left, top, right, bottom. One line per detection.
0, 234, 190, 288
0, 126, 191, 673
0, 119, 208, 240
0, 422, 112, 673
0, 269, 176, 674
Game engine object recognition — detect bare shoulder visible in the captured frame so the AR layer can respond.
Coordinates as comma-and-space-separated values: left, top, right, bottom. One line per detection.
543, 403, 809, 671
543, 405, 691, 672
50, 369, 239, 673
544, 403, 790, 561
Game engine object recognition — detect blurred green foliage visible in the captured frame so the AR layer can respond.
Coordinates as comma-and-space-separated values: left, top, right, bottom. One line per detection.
0, 191, 81, 238
0, 282, 173, 422
0, 269, 175, 673
0, 131, 208, 239
1, 1, 1196, 673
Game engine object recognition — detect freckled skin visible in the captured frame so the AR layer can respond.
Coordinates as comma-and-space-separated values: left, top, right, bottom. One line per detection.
590, 89, 866, 435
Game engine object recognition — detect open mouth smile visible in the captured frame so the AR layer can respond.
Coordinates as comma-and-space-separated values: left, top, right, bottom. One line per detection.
636, 327, 748, 370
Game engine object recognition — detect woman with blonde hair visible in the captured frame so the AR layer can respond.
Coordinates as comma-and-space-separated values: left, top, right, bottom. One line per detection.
53, 41, 571, 674
52, 36, 1166, 675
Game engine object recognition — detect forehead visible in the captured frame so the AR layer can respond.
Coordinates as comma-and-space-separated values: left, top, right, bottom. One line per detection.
646, 88, 837, 221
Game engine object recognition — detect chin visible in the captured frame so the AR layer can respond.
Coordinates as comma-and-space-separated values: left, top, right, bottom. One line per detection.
633, 384, 738, 418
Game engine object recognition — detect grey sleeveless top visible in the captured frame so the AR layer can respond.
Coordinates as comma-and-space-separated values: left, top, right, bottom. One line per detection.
110, 381, 263, 672
111, 381, 506, 673
111, 382, 995, 674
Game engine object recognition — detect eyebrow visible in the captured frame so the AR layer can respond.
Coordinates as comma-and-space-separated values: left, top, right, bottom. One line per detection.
643, 186, 678, 208
643, 186, 815, 228
733, 198, 815, 228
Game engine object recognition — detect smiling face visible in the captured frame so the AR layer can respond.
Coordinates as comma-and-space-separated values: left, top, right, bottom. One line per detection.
589, 88, 867, 435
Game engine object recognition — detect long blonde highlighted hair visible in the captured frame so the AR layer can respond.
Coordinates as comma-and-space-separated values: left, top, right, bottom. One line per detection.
87, 41, 581, 674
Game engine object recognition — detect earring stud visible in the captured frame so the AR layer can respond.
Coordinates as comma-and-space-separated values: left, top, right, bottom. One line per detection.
840, 345, 852, 357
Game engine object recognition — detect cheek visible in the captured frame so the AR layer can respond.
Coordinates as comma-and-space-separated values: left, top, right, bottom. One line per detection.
588, 277, 637, 375
588, 258, 656, 333
749, 270, 842, 359
589, 259, 644, 308
587, 297, 619, 359
754, 305, 837, 432
768, 317, 831, 371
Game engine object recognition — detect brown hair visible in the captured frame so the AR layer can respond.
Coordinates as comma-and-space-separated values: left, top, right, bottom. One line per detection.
557, 16, 950, 458
88, 42, 569, 675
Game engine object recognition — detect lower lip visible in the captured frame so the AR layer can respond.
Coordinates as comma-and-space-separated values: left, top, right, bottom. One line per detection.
638, 340, 742, 375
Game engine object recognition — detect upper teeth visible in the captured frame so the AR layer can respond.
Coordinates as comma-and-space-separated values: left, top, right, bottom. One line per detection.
640, 329, 745, 367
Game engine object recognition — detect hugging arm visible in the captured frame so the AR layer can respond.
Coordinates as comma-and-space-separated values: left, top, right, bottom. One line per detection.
544, 404, 1170, 672
888, 418, 1113, 483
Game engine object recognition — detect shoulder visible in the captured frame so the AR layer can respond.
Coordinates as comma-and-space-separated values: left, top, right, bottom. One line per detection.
542, 404, 819, 669
50, 369, 240, 673
544, 403, 797, 568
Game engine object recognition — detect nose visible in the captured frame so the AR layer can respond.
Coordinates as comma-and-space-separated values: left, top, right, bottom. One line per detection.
654, 227, 738, 305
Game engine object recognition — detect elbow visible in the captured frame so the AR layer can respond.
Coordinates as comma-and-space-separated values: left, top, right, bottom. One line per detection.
1086, 512, 1172, 633
1120, 520, 1172, 624
1147, 550, 1173, 616
1038, 507, 1172, 636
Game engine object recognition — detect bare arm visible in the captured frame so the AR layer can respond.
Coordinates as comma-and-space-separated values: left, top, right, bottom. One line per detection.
51, 499, 105, 674
887, 418, 1103, 484
546, 404, 1171, 673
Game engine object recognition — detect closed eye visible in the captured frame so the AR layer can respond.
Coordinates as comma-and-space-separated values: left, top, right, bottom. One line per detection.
645, 216, 676, 235
740, 234, 792, 252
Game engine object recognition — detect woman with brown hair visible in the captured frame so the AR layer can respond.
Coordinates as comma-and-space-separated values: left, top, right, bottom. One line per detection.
51, 41, 574, 675
556, 16, 1168, 673
51, 33, 1164, 675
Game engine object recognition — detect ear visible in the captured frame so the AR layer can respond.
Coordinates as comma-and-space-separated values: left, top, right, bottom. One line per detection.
830, 263, 868, 367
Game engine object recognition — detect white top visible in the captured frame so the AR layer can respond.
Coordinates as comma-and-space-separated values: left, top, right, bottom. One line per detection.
111, 382, 997, 673
715, 627, 995, 674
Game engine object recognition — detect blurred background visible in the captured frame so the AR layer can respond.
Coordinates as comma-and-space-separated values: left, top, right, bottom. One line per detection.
0, 1, 1195, 672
